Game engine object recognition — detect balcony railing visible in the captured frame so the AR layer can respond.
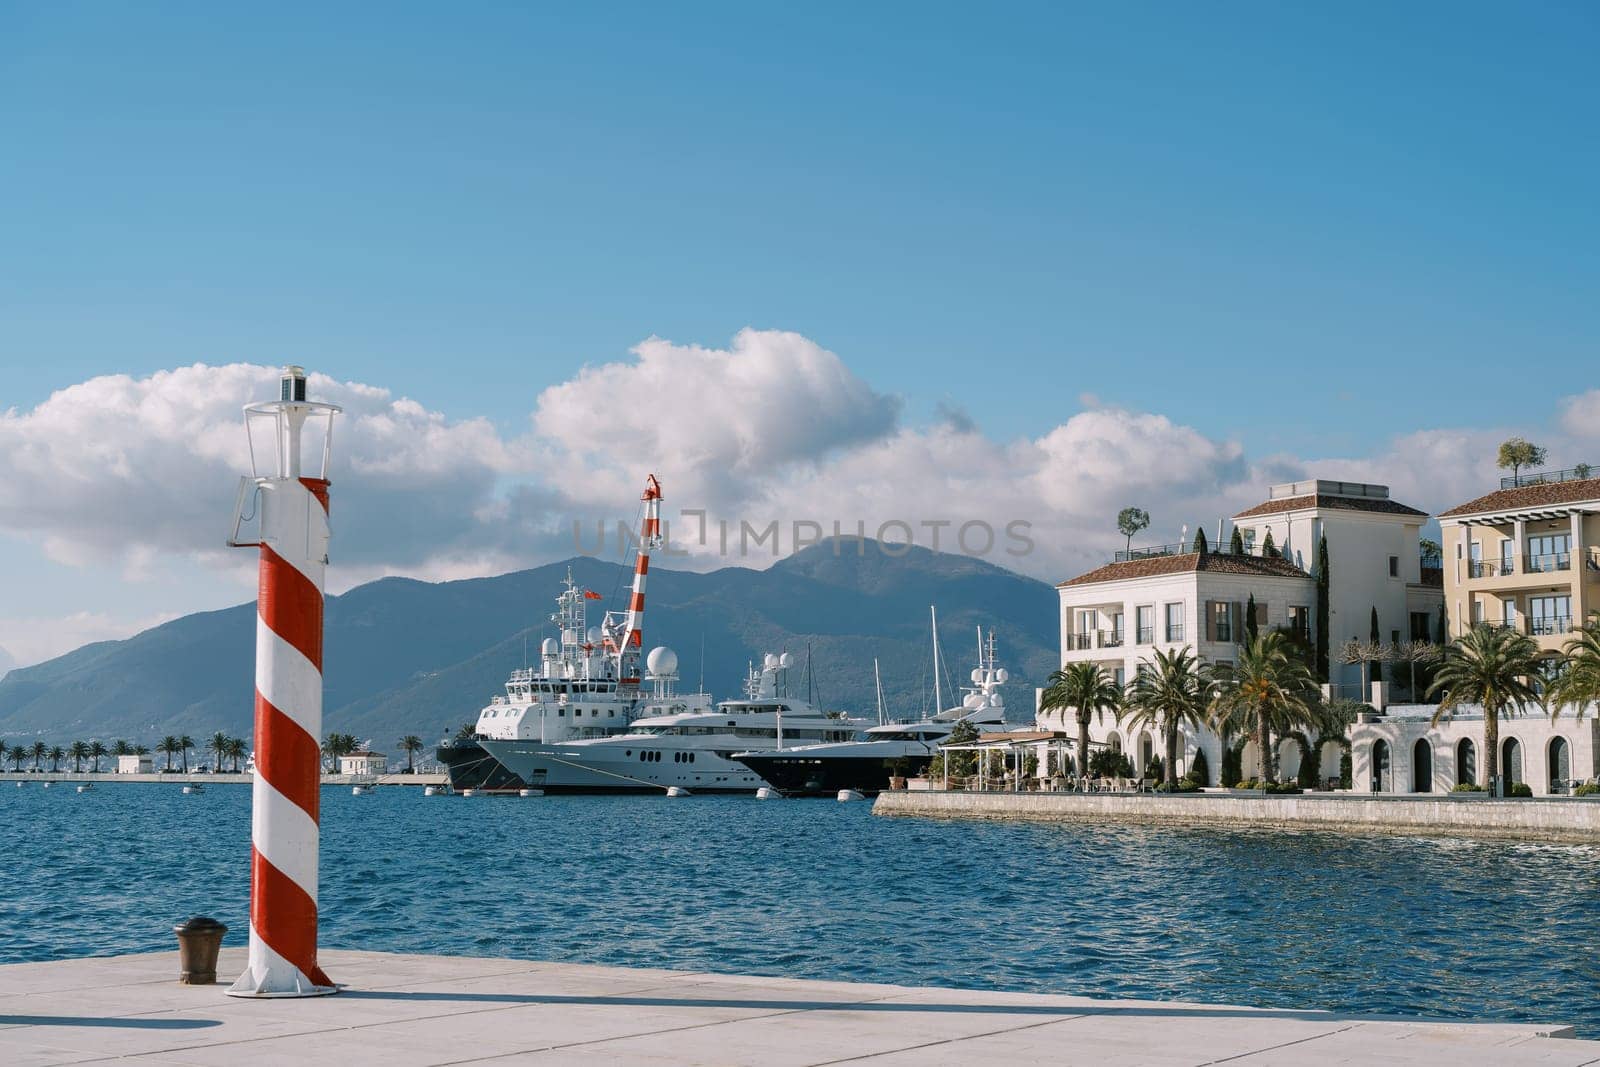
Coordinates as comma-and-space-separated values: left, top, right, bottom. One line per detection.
1114, 542, 1186, 562
1526, 552, 1571, 573
1467, 560, 1503, 578
1066, 633, 1094, 651
1098, 630, 1124, 648
1165, 625, 1185, 642
1500, 465, 1597, 490
1528, 615, 1575, 637
1136, 626, 1155, 644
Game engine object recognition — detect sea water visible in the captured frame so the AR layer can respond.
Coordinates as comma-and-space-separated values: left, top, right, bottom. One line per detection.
3, 783, 1598, 1034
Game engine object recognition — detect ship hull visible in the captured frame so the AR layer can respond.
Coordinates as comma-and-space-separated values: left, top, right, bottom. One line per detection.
435, 740, 528, 793
481, 740, 768, 794
733, 752, 934, 797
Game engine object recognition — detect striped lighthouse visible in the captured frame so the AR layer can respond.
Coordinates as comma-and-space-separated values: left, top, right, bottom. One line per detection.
613, 475, 663, 686
227, 366, 342, 999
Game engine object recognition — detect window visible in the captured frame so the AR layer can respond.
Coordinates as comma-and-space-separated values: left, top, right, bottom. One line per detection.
1501, 539, 1514, 574
1211, 601, 1232, 643
1389, 555, 1399, 577
1409, 612, 1431, 641
1136, 605, 1154, 644
1243, 529, 1256, 552
1528, 533, 1571, 572
1502, 600, 1517, 629
1529, 595, 1572, 636
1164, 603, 1184, 642
1289, 605, 1310, 641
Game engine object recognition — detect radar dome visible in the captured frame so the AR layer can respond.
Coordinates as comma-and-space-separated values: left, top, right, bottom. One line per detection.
995, 668, 1009, 684
586, 627, 601, 644
763, 653, 780, 670
646, 647, 679, 676
778, 651, 796, 669
970, 668, 983, 684
540, 638, 559, 657
963, 693, 982, 709
990, 692, 1005, 707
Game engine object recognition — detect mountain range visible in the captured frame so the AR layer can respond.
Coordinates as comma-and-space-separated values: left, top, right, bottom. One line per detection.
0, 540, 1059, 750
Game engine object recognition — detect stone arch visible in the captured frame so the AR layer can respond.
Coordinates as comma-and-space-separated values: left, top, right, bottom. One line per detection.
1456, 737, 1476, 786
1371, 739, 1391, 793
1502, 736, 1524, 787
1411, 738, 1433, 793
1549, 735, 1571, 793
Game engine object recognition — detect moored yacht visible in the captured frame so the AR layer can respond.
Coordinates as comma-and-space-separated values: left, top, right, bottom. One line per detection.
481, 652, 863, 794
732, 625, 1014, 796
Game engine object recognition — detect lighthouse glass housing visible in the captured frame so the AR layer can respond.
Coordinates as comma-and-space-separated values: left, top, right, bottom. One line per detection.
280, 365, 308, 403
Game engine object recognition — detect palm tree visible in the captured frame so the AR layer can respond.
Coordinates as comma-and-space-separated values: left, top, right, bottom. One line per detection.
111, 739, 132, 758
48, 745, 64, 772
68, 740, 89, 773
88, 740, 106, 773
7, 744, 25, 772
1549, 622, 1600, 719
178, 735, 195, 773
208, 732, 229, 772
30, 741, 48, 772
225, 737, 247, 772
397, 735, 424, 774
0, 741, 8, 772
158, 735, 179, 772
322, 732, 357, 773
1123, 647, 1210, 788
1209, 631, 1322, 783
1429, 624, 1542, 793
1039, 662, 1122, 782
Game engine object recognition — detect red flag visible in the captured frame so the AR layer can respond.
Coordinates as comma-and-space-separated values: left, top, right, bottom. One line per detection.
583, 589, 603, 600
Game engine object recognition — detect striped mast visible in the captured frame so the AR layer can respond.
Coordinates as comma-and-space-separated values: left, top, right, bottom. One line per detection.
227, 366, 341, 999
614, 474, 662, 687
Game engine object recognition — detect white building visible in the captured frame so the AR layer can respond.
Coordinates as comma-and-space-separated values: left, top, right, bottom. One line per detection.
338, 751, 387, 776
1042, 479, 1439, 785
117, 754, 154, 774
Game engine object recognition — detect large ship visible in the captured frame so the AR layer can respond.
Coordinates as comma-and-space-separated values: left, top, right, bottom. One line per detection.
480, 651, 863, 794
435, 475, 692, 792
731, 622, 1013, 797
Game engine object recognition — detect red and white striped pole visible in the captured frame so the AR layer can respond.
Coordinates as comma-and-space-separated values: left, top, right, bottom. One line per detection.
228, 366, 341, 999
614, 475, 662, 685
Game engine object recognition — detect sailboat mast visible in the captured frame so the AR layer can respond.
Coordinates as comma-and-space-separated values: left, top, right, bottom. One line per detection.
931, 605, 943, 715
874, 658, 886, 726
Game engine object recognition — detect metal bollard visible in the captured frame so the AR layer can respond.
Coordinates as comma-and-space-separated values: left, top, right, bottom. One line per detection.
174, 917, 229, 984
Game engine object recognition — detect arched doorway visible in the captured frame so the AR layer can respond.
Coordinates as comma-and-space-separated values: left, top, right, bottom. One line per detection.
1371, 739, 1390, 793
1411, 739, 1432, 793
1456, 738, 1476, 786
1277, 738, 1302, 782
1549, 736, 1571, 794
1502, 737, 1523, 788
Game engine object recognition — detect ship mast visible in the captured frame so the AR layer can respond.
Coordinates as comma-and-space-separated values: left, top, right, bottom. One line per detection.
931, 605, 943, 715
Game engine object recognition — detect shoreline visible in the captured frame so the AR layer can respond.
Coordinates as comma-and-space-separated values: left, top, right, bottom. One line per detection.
0, 770, 447, 787
873, 789, 1600, 844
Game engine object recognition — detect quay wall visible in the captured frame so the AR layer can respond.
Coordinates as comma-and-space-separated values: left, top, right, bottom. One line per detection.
873, 789, 1600, 842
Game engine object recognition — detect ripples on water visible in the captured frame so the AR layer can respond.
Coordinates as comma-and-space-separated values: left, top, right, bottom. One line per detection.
4, 783, 1599, 1033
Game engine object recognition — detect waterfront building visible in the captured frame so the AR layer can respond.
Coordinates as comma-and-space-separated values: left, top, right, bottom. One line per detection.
116, 754, 154, 774
1346, 467, 1600, 796
1041, 479, 1440, 784
338, 750, 388, 775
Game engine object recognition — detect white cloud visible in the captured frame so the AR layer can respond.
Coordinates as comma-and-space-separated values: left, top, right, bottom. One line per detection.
0, 612, 178, 670
5, 330, 1598, 666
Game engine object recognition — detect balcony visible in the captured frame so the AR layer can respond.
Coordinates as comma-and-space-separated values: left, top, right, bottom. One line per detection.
1468, 560, 1506, 579
1098, 630, 1124, 649
1066, 633, 1094, 651
1526, 552, 1571, 573
1528, 615, 1574, 637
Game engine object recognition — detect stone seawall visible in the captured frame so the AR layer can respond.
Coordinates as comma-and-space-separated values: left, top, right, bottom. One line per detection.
873, 789, 1600, 842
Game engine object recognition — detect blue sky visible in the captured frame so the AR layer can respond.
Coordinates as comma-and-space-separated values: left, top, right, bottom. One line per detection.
1, 2, 1597, 666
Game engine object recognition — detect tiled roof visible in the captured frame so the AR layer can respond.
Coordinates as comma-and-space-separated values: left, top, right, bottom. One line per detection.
1057, 551, 1309, 588
1232, 494, 1428, 519
1437, 477, 1600, 518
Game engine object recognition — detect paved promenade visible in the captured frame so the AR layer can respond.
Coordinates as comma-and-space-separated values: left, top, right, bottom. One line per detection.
1, 948, 1595, 1065
875, 788, 1600, 841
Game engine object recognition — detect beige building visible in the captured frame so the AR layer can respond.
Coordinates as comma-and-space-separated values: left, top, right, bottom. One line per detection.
116, 754, 154, 774
1437, 471, 1600, 659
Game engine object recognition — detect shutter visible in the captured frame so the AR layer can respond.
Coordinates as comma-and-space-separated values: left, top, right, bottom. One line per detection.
1230, 601, 1242, 642
1205, 601, 1216, 642
1254, 601, 1267, 626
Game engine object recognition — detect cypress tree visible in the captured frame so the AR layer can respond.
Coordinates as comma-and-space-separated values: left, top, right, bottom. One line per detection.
1369, 606, 1383, 683
1435, 601, 1448, 644
1230, 527, 1245, 555
1192, 528, 1208, 554
1262, 529, 1278, 558
1245, 593, 1259, 642
1315, 535, 1331, 681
